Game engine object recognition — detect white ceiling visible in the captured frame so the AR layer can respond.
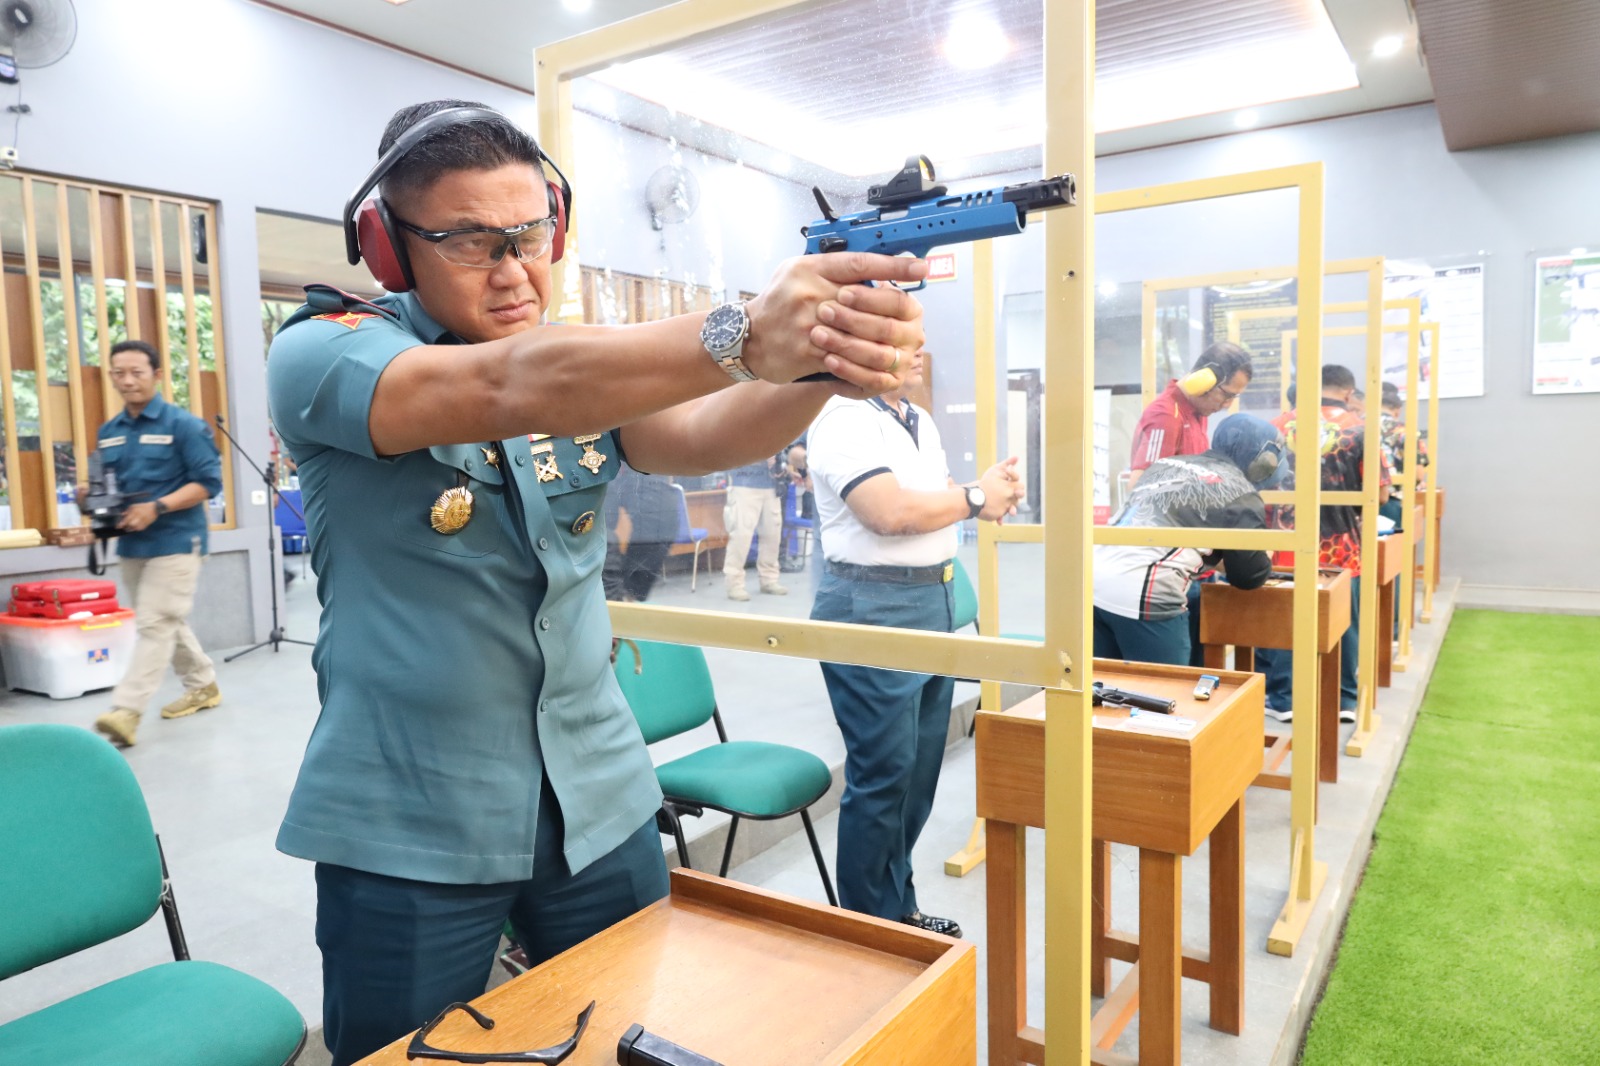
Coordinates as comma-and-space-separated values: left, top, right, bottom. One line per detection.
252, 0, 1434, 157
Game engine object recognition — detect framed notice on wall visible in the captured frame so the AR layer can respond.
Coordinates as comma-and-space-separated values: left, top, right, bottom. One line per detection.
1531, 250, 1600, 395
1383, 260, 1486, 399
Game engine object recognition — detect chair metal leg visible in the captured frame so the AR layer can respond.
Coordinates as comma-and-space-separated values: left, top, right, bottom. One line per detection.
155, 835, 190, 961
718, 815, 740, 877
692, 541, 702, 591
671, 810, 693, 871
800, 809, 838, 907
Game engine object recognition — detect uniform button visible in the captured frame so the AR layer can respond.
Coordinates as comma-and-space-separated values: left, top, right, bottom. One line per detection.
540, 617, 552, 631
515, 455, 526, 466
567, 473, 580, 487
464, 459, 473, 470
538, 537, 551, 551
540, 699, 550, 713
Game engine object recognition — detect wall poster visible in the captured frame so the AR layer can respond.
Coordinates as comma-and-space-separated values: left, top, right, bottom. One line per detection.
1383, 261, 1486, 399
1531, 251, 1600, 395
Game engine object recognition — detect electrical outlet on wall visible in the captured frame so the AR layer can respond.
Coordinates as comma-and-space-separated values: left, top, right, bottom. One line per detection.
251, 489, 268, 506
0, 147, 17, 169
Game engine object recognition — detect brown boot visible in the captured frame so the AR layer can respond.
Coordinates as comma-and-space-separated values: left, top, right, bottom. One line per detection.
95, 709, 142, 747
161, 681, 222, 720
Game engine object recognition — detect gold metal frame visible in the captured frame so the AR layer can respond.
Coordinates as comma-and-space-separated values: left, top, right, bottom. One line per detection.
535, 2, 1098, 1058
1419, 321, 1442, 623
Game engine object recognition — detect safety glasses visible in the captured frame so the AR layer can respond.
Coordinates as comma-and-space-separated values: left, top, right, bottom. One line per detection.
406, 999, 594, 1063
396, 217, 557, 269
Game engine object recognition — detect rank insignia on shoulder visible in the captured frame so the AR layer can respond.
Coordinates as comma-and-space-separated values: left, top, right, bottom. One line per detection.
311, 311, 378, 330
571, 510, 597, 536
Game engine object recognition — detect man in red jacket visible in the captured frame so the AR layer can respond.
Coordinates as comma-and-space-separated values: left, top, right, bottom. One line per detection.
1127, 341, 1254, 490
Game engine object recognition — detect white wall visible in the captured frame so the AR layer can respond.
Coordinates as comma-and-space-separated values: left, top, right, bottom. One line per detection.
14, 0, 538, 644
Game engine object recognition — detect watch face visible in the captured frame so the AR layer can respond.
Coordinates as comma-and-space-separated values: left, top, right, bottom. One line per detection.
702, 304, 747, 353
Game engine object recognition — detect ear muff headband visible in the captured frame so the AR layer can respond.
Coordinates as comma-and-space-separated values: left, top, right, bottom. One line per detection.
1179, 361, 1222, 397
343, 106, 574, 291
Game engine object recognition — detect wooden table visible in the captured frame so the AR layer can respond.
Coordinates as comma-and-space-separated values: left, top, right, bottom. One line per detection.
355, 869, 975, 1066
1199, 568, 1351, 789
1374, 533, 1407, 688
979, 662, 1264, 1066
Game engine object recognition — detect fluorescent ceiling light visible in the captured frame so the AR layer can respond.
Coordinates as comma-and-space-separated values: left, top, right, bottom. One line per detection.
943, 10, 1010, 71
1234, 109, 1260, 129
562, 0, 592, 11
1572, 247, 1589, 256
1371, 35, 1405, 58
588, 0, 1359, 175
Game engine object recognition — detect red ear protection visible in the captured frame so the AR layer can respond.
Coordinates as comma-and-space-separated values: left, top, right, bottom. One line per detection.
344, 105, 574, 293
354, 198, 412, 292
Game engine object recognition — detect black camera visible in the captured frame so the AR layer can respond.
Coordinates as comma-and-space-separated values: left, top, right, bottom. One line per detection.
84, 452, 131, 540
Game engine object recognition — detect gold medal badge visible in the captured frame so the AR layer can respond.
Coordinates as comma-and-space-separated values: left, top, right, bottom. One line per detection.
430, 486, 474, 534
571, 510, 597, 535
530, 439, 562, 483
573, 434, 608, 475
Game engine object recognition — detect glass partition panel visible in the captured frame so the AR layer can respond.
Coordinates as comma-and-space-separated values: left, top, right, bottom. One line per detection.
567, 0, 1051, 645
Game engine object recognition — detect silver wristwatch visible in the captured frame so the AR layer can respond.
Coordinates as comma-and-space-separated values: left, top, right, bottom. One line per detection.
701, 302, 757, 383
964, 484, 986, 520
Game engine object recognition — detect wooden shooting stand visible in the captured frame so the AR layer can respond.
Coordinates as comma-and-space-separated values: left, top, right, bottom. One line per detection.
979, 662, 1263, 1066
1199, 568, 1351, 794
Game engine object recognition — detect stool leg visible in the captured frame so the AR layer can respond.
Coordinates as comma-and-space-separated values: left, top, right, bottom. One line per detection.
1091, 839, 1111, 998
1208, 799, 1244, 1034
1139, 848, 1182, 1066
986, 821, 1027, 1066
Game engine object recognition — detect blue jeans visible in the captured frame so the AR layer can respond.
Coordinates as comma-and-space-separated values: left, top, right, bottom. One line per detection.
812, 569, 954, 921
1092, 606, 1191, 666
1260, 575, 1361, 711
314, 778, 668, 1066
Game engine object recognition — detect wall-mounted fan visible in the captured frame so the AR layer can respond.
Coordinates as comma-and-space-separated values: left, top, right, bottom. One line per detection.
645, 164, 700, 231
0, 0, 78, 80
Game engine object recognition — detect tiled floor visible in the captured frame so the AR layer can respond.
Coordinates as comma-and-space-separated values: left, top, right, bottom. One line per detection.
0, 544, 1459, 1066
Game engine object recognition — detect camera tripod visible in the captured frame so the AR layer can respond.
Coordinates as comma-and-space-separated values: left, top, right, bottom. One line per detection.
213, 415, 313, 661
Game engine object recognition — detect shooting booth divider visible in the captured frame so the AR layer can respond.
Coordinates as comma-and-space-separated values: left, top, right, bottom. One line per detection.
535, 0, 1102, 1060
1418, 321, 1443, 624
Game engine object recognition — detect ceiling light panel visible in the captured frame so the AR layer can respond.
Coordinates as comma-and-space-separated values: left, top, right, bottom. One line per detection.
587, 0, 1359, 176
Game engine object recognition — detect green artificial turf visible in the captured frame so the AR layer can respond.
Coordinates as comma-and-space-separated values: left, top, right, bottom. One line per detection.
1299, 610, 1600, 1065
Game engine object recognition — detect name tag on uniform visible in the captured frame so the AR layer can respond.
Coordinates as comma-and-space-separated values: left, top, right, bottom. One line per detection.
98, 435, 126, 447
139, 434, 174, 445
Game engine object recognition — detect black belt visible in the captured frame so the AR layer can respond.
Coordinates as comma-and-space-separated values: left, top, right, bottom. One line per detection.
825, 559, 953, 586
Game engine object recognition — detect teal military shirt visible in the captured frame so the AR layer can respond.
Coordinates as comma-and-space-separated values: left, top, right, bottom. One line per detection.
95, 393, 223, 558
266, 288, 661, 884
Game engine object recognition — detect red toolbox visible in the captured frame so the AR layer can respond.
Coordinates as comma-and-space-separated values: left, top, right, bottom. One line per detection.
11, 579, 119, 605
9, 598, 125, 620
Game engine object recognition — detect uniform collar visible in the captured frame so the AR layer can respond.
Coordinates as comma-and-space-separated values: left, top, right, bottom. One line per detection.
123, 391, 167, 424
1164, 379, 1200, 417
386, 291, 458, 345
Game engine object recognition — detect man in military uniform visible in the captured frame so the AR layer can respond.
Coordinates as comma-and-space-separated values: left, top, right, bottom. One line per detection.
89, 339, 224, 748
267, 100, 926, 1065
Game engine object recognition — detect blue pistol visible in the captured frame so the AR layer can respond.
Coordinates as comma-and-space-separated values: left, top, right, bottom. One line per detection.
798, 155, 1075, 379
802, 155, 1076, 282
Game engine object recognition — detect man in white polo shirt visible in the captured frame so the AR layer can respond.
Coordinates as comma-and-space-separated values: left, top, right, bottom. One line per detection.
807, 350, 1022, 937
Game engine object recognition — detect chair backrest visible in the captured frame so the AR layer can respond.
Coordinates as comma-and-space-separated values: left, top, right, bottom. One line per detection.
951, 557, 979, 632
671, 483, 694, 544
0, 724, 164, 980
613, 639, 718, 744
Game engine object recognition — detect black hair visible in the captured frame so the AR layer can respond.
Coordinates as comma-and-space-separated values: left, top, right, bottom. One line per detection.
1195, 341, 1253, 384
1322, 364, 1357, 391
109, 339, 160, 372
378, 99, 543, 208
1382, 381, 1402, 408
1286, 382, 1297, 407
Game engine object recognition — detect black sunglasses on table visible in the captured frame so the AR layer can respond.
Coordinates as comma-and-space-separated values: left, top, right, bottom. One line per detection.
406, 999, 594, 1063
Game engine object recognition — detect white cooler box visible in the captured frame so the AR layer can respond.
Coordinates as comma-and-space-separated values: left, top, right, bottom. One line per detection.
0, 609, 137, 700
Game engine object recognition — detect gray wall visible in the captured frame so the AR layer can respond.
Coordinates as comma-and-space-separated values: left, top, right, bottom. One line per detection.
12, 0, 539, 648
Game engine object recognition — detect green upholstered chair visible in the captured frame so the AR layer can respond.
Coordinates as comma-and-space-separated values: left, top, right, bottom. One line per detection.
951, 557, 980, 632
0, 724, 306, 1066
613, 639, 837, 907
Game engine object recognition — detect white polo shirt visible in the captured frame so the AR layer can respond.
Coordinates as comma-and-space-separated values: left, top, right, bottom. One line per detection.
808, 395, 959, 567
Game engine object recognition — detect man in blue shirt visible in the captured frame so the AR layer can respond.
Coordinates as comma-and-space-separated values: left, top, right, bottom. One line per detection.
89, 340, 224, 748
266, 100, 927, 1065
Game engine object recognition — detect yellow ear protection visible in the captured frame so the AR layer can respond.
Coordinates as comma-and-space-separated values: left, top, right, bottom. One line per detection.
1244, 437, 1284, 485
1180, 361, 1223, 397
